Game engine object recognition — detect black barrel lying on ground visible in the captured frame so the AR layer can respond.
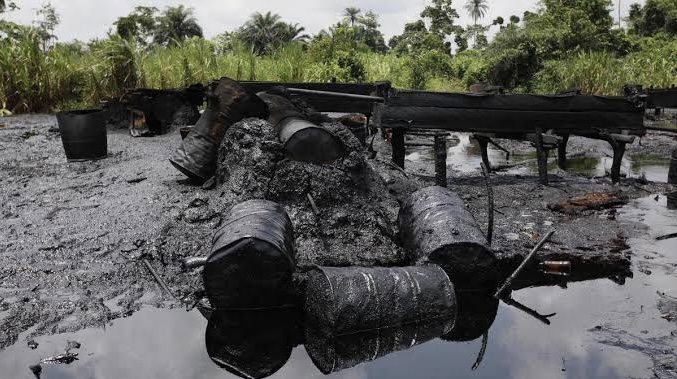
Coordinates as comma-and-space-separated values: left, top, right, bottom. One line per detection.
305, 265, 456, 336
305, 317, 453, 375
56, 109, 108, 161
203, 200, 297, 310
258, 92, 347, 163
170, 77, 268, 182
206, 308, 303, 379
398, 186, 498, 290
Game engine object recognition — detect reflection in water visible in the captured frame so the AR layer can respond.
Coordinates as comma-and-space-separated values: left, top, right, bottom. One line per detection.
206, 309, 303, 379
406, 133, 672, 182
205, 289, 500, 378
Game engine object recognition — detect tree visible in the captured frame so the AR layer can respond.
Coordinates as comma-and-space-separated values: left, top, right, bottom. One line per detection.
0, 0, 17, 13
33, 2, 59, 52
114, 6, 158, 45
421, 0, 460, 37
464, 0, 489, 25
343, 7, 361, 27
153, 5, 203, 46
354, 10, 388, 52
237, 12, 307, 54
389, 20, 449, 55
627, 0, 677, 36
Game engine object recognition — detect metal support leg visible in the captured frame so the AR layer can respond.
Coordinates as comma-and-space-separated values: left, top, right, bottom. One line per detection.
434, 135, 448, 188
392, 129, 406, 169
557, 134, 569, 170
476, 136, 492, 172
535, 129, 548, 185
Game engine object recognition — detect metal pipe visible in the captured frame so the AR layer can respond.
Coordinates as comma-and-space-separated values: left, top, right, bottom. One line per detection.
181, 257, 208, 271
287, 88, 385, 102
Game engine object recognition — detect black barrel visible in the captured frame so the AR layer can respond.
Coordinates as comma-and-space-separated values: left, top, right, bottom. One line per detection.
305, 265, 456, 336
56, 109, 108, 161
278, 117, 347, 163
206, 308, 302, 379
398, 186, 498, 289
258, 92, 347, 163
203, 200, 297, 310
668, 148, 677, 184
306, 317, 452, 375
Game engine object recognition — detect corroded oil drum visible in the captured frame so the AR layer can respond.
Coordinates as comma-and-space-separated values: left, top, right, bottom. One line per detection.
203, 200, 296, 310
398, 186, 498, 289
305, 265, 456, 336
206, 308, 302, 379
56, 109, 108, 161
306, 317, 453, 375
277, 117, 347, 163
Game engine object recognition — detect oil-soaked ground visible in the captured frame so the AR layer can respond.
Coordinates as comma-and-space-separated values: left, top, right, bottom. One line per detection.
0, 115, 676, 379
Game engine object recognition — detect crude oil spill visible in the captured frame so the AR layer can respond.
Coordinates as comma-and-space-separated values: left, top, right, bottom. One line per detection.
0, 196, 675, 379
406, 133, 672, 182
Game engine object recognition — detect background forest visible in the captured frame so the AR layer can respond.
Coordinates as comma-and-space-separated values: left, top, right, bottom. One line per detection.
1, 0, 677, 113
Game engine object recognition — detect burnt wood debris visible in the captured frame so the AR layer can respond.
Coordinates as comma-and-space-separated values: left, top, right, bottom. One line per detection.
64, 76, 677, 379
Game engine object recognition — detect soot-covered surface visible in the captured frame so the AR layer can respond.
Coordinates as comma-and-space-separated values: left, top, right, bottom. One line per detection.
1, 114, 676, 378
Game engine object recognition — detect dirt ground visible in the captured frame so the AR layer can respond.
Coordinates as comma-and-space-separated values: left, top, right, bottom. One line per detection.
1, 115, 676, 375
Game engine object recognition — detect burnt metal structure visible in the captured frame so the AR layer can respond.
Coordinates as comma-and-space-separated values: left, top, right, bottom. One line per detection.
374, 89, 647, 184
119, 85, 204, 135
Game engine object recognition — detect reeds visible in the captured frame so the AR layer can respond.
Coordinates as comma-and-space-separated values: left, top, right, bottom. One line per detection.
4, 31, 677, 113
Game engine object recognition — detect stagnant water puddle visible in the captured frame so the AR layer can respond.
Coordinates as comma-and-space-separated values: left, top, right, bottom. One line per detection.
405, 133, 672, 182
0, 193, 675, 379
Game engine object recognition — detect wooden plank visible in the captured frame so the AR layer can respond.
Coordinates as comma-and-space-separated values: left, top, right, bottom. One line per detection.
387, 90, 638, 113
374, 105, 645, 135
647, 89, 677, 108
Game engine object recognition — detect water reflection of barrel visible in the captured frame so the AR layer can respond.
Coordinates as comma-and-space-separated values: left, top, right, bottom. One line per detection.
305, 265, 456, 336
668, 149, 677, 185
306, 317, 453, 375
206, 308, 302, 379
442, 290, 499, 342
398, 186, 498, 289
203, 200, 297, 310
668, 191, 677, 210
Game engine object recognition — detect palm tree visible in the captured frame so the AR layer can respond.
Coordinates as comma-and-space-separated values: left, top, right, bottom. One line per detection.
280, 23, 310, 43
238, 11, 283, 53
343, 7, 361, 27
154, 5, 203, 46
464, 0, 489, 25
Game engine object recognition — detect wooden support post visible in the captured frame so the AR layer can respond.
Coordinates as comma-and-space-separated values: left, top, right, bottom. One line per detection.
607, 137, 627, 184
392, 129, 406, 169
557, 134, 570, 170
434, 135, 448, 188
475, 135, 492, 172
535, 129, 548, 185
668, 148, 677, 185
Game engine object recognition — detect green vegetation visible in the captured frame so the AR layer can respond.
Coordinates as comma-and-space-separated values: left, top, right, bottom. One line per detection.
2, 0, 677, 114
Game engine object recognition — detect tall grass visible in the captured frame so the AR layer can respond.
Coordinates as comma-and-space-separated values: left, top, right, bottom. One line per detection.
4, 32, 677, 113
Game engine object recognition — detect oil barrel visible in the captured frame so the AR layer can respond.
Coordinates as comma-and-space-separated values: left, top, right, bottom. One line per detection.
305, 265, 456, 336
203, 200, 297, 310
398, 186, 498, 289
56, 109, 108, 161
